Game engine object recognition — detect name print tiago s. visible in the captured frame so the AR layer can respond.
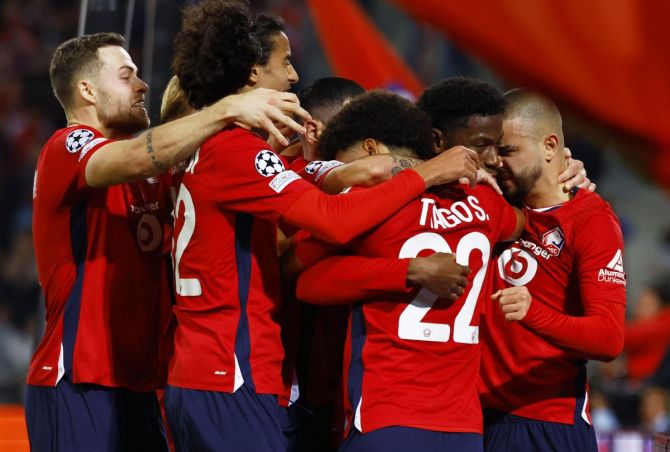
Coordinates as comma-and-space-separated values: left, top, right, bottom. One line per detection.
418, 196, 490, 230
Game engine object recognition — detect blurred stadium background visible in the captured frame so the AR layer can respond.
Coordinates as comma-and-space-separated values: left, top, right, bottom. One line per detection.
1, 0, 669, 450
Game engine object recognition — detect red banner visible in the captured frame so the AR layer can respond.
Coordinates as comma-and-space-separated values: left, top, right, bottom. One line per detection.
307, 0, 423, 98
390, 0, 670, 189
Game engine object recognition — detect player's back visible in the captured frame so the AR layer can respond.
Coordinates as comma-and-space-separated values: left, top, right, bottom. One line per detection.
344, 184, 518, 434
169, 126, 306, 395
479, 189, 626, 425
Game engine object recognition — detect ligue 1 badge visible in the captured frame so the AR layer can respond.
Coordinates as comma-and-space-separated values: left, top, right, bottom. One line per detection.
541, 227, 565, 257
65, 129, 95, 153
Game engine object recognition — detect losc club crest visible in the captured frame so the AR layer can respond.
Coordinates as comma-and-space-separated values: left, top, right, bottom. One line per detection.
541, 227, 565, 257
255, 150, 285, 177
65, 129, 95, 153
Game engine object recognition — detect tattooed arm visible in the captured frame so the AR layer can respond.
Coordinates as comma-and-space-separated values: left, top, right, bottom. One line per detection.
319, 154, 424, 194
318, 145, 479, 194
85, 88, 310, 188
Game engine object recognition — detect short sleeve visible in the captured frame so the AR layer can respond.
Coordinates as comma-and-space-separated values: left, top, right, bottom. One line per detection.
296, 160, 344, 187
42, 127, 113, 203
212, 129, 312, 222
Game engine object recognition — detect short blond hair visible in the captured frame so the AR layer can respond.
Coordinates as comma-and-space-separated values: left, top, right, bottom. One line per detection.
160, 75, 193, 123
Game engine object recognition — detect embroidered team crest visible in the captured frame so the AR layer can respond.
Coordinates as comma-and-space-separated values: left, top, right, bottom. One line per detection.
541, 227, 565, 257
255, 150, 285, 177
65, 129, 95, 153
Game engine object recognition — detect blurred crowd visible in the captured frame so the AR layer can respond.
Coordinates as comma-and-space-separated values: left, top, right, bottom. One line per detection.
1, 0, 670, 442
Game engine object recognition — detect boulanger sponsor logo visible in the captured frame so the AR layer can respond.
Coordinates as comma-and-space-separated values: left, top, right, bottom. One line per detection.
598, 249, 626, 285
269, 170, 301, 193
497, 246, 538, 286
65, 129, 95, 153
255, 150, 285, 177
541, 227, 565, 257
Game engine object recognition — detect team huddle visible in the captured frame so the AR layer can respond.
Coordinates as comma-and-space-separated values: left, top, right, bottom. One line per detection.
25, 0, 626, 451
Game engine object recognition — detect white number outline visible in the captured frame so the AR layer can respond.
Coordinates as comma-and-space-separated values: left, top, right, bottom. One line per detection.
172, 149, 203, 297
397, 231, 490, 344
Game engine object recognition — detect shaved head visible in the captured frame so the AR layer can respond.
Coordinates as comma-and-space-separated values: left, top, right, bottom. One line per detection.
504, 88, 564, 146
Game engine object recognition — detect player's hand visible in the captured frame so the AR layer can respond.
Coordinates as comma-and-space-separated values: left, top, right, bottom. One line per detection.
407, 253, 471, 300
413, 146, 479, 188
559, 147, 596, 192
268, 123, 297, 151
216, 88, 311, 147
471, 168, 502, 195
492, 286, 532, 322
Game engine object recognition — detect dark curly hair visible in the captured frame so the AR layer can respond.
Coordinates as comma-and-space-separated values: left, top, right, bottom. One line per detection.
250, 14, 286, 66
417, 77, 505, 133
172, 0, 258, 109
318, 90, 434, 161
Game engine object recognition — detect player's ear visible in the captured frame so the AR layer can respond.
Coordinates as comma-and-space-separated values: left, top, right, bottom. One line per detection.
363, 138, 378, 156
544, 133, 560, 162
431, 128, 446, 154
305, 119, 322, 146
77, 79, 96, 105
248, 66, 260, 85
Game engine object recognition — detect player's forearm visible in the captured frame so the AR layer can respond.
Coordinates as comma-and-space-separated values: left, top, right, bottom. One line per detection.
85, 105, 231, 188
520, 299, 625, 361
320, 154, 422, 194
282, 169, 425, 245
296, 256, 410, 305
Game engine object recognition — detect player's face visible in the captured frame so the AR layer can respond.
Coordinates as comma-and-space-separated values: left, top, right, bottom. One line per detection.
447, 114, 503, 175
93, 46, 149, 135
497, 117, 544, 205
254, 32, 299, 92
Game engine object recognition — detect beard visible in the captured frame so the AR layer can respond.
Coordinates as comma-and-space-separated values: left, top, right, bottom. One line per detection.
498, 163, 542, 207
97, 91, 150, 136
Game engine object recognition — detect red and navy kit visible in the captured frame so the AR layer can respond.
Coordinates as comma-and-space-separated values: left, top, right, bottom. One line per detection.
30, 126, 173, 391
297, 184, 518, 435
168, 126, 427, 395
479, 189, 626, 426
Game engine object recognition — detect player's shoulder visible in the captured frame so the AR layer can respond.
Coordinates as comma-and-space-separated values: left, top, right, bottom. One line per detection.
469, 183, 510, 207
569, 189, 619, 223
206, 125, 268, 150
47, 125, 107, 155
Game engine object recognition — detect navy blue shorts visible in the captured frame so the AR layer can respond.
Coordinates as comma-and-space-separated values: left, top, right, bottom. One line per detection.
483, 410, 597, 452
24, 377, 168, 452
339, 426, 483, 452
165, 384, 289, 451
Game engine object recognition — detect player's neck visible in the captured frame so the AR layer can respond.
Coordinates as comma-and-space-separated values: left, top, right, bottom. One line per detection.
524, 173, 571, 209
66, 107, 122, 140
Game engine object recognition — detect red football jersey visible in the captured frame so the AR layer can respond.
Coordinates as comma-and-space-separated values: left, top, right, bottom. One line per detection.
479, 189, 626, 425
169, 126, 427, 395
341, 185, 517, 434
29, 126, 173, 391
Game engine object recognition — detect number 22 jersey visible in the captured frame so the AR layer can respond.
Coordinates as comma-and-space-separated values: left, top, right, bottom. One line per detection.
342, 184, 518, 434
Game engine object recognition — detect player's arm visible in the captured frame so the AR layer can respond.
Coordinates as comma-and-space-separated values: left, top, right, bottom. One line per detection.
85, 89, 310, 187
513, 212, 626, 361
321, 153, 507, 196
319, 154, 423, 194
296, 253, 470, 305
281, 146, 479, 245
